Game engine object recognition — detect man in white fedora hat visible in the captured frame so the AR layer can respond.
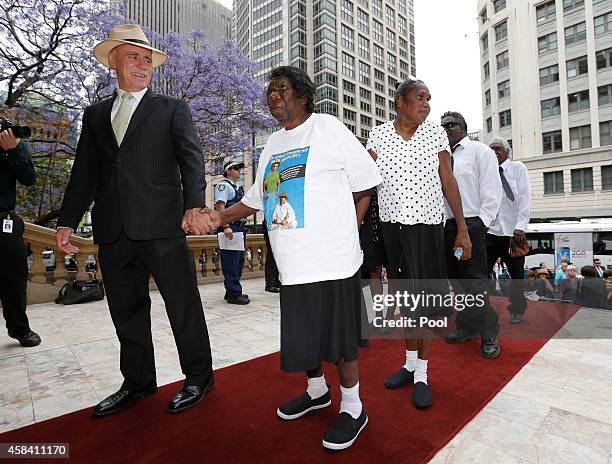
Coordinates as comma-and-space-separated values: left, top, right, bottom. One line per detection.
55, 24, 215, 416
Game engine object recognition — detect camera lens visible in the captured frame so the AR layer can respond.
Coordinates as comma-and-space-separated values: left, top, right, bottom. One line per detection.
12, 126, 32, 138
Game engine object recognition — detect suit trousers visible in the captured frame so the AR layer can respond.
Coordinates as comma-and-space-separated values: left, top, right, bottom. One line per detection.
486, 234, 527, 316
445, 217, 499, 339
262, 220, 280, 287
98, 232, 213, 390
220, 224, 246, 295
0, 214, 31, 337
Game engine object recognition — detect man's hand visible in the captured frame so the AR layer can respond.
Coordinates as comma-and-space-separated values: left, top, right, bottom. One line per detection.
182, 207, 217, 235
223, 226, 233, 240
513, 229, 527, 245
0, 128, 20, 151
453, 228, 472, 261
55, 227, 79, 254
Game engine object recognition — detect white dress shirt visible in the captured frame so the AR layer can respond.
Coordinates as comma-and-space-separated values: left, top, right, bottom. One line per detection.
110, 87, 149, 125
272, 201, 298, 229
444, 137, 502, 227
489, 159, 531, 237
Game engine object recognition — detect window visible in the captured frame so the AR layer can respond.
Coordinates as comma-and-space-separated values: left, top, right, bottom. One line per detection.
602, 165, 612, 190
566, 55, 588, 78
373, 19, 383, 42
387, 29, 396, 51
596, 48, 612, 70
399, 59, 410, 80
357, 8, 369, 33
563, 0, 584, 12
493, 0, 506, 13
539, 64, 559, 86
358, 34, 370, 59
536, 1, 555, 23
599, 84, 612, 106
498, 80, 511, 98
569, 125, 592, 150
499, 109, 512, 128
359, 61, 371, 85
374, 69, 385, 92
343, 109, 357, 134
387, 52, 396, 74
496, 50, 509, 71
541, 97, 561, 118
341, 0, 354, 23
398, 15, 407, 36
601, 121, 612, 146
538, 32, 557, 54
485, 89, 491, 107
385, 5, 395, 28
481, 33, 489, 53
484, 62, 490, 79
342, 52, 355, 78
495, 20, 508, 42
486, 117, 492, 133
543, 130, 563, 154
372, 0, 382, 18
594, 13, 612, 36
568, 90, 590, 112
343, 80, 356, 106
479, 6, 488, 25
360, 88, 371, 112
316, 85, 337, 102
373, 44, 384, 66
571, 168, 593, 192
388, 77, 397, 97
564, 22, 586, 45
360, 115, 372, 139
341, 25, 354, 50
399, 37, 408, 58
375, 94, 386, 118
544, 171, 564, 194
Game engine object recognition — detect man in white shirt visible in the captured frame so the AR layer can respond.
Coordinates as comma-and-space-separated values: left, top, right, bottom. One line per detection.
441, 112, 503, 359
487, 137, 531, 324
272, 191, 298, 229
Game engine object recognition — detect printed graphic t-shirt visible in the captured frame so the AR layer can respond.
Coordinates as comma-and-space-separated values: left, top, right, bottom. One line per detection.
242, 113, 382, 286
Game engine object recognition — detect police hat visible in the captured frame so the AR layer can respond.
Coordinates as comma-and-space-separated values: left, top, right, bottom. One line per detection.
223, 161, 245, 174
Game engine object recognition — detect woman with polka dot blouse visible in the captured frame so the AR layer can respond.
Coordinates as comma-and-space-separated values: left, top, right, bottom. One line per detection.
366, 78, 471, 409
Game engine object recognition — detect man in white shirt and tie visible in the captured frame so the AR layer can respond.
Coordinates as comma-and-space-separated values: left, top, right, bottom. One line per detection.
441, 112, 503, 359
486, 137, 532, 324
594, 259, 605, 278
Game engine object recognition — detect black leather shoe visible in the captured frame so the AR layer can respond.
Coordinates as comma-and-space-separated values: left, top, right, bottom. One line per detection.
413, 382, 433, 409
481, 338, 500, 359
265, 285, 280, 293
167, 378, 214, 414
92, 385, 157, 417
510, 313, 523, 324
12, 330, 41, 347
384, 367, 414, 389
226, 293, 250, 305
445, 328, 478, 344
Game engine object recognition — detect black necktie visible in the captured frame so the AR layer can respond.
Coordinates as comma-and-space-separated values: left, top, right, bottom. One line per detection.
499, 166, 515, 201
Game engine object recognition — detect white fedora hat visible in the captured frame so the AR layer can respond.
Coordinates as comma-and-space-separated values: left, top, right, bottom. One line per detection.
93, 24, 168, 68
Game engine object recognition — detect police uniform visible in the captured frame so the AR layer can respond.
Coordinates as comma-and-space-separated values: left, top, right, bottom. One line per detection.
0, 141, 40, 346
214, 177, 248, 302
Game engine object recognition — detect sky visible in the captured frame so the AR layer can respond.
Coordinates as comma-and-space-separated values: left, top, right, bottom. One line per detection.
216, 0, 483, 130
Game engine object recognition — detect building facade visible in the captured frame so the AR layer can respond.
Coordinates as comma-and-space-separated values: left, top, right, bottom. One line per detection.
477, 0, 612, 220
124, 0, 233, 46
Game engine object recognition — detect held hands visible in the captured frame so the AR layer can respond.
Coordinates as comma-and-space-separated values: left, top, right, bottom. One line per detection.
453, 228, 472, 261
55, 228, 79, 254
0, 128, 20, 151
181, 207, 222, 235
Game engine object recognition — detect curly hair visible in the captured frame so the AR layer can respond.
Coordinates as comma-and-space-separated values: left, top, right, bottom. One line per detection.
268, 66, 316, 114
441, 111, 468, 132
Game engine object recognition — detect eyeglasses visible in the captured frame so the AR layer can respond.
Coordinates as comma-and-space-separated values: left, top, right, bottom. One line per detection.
442, 122, 459, 130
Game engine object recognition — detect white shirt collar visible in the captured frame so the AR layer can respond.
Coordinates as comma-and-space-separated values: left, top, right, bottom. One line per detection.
452, 136, 471, 152
500, 158, 512, 170
116, 87, 148, 103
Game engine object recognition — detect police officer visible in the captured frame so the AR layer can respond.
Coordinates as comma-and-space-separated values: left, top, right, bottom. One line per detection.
214, 161, 250, 304
0, 127, 41, 347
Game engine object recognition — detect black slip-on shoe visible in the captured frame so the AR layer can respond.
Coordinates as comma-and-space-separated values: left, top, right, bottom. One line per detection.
277, 388, 331, 420
322, 409, 368, 451
384, 367, 414, 389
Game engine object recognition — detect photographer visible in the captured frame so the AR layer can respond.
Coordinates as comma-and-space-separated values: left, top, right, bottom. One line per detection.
0, 126, 40, 347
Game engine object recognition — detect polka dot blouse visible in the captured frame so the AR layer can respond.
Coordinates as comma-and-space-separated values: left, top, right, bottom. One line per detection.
366, 120, 450, 225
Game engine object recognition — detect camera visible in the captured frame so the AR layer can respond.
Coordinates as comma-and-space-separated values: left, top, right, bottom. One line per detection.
0, 117, 32, 139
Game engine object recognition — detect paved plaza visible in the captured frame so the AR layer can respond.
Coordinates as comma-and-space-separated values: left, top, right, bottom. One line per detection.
1, 279, 612, 463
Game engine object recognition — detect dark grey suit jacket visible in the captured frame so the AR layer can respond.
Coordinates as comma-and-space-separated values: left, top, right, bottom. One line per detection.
58, 89, 205, 244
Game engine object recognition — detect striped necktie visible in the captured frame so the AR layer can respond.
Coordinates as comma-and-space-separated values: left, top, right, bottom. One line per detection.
112, 92, 134, 145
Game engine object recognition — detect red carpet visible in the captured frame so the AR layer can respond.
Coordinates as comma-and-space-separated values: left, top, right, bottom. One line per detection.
1, 298, 580, 464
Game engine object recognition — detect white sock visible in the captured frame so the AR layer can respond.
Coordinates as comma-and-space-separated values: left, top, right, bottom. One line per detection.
414, 358, 428, 385
306, 375, 328, 399
339, 382, 363, 419
403, 350, 418, 372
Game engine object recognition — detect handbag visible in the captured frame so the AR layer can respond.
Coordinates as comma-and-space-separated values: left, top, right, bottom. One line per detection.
509, 237, 529, 257
55, 279, 105, 305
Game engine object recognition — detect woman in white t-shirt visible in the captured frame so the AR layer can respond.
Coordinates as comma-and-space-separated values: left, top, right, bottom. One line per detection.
366, 78, 471, 409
